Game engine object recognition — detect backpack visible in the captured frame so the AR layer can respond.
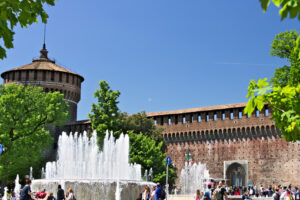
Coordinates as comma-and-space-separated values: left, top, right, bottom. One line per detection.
274, 192, 280, 200
160, 189, 166, 200
213, 188, 223, 200
204, 193, 210, 200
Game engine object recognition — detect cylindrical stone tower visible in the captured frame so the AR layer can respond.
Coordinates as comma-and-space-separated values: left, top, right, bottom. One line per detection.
1, 44, 84, 122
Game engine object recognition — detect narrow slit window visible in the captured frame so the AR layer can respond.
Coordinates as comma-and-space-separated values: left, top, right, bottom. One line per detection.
168, 117, 171, 125
18, 71, 21, 80
239, 111, 242, 119
198, 115, 201, 122
265, 109, 269, 117
183, 116, 186, 124
26, 71, 29, 81
51, 71, 54, 81
59, 73, 62, 82
214, 113, 217, 121
43, 71, 46, 81
256, 110, 260, 117
222, 113, 225, 120
34, 71, 37, 80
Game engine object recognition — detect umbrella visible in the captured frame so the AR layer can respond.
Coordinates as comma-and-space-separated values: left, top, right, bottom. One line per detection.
203, 181, 214, 185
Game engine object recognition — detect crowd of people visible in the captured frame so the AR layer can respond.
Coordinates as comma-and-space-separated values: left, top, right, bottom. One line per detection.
193, 182, 300, 200
2, 179, 76, 200
137, 182, 166, 200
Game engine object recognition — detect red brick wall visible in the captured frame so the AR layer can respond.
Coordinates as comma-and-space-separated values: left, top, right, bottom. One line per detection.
148, 104, 300, 187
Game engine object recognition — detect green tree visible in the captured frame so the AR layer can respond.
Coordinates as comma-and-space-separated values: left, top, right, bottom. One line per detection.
258, 0, 300, 58
244, 31, 300, 141
0, 83, 69, 185
129, 132, 176, 188
0, 0, 56, 59
88, 80, 123, 148
259, 0, 300, 20
120, 111, 164, 142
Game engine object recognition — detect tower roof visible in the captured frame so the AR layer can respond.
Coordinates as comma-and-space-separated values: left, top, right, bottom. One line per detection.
1, 45, 84, 81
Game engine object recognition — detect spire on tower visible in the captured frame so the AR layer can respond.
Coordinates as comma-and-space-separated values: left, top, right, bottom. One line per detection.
39, 24, 48, 59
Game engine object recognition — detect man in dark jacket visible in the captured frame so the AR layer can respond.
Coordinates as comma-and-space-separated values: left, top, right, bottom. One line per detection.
57, 185, 65, 200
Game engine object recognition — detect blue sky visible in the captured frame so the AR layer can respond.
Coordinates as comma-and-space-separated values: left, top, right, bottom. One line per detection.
0, 0, 299, 120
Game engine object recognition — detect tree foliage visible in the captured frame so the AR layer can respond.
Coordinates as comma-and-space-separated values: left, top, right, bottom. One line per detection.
258, 0, 300, 58
0, 83, 69, 183
120, 111, 164, 143
88, 81, 123, 148
129, 132, 176, 188
0, 0, 56, 59
244, 30, 300, 141
259, 0, 300, 20
89, 81, 176, 187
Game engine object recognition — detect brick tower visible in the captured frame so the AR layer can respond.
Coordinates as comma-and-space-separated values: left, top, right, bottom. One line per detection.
1, 44, 84, 122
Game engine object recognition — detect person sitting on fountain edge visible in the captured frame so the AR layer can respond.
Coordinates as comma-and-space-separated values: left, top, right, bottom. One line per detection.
20, 179, 33, 200
57, 185, 65, 200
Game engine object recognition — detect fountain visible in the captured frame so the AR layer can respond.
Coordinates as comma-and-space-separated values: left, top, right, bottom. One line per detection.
32, 131, 154, 200
179, 162, 210, 194
14, 174, 21, 198
2, 187, 8, 200
29, 167, 33, 180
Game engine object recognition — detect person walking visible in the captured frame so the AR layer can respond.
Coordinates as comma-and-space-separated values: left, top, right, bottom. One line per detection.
213, 181, 228, 200
20, 179, 33, 200
150, 186, 156, 200
150, 183, 162, 200
47, 193, 55, 200
142, 185, 150, 200
204, 185, 212, 200
294, 188, 300, 200
195, 190, 201, 200
66, 188, 75, 200
57, 185, 65, 200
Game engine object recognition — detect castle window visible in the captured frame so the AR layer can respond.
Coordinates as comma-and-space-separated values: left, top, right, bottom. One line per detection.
59, 72, 62, 82
43, 71, 46, 81
182, 116, 186, 124
175, 115, 178, 125
168, 117, 171, 125
230, 111, 234, 120
34, 71, 37, 80
214, 113, 217, 121
206, 113, 209, 122
26, 71, 29, 81
222, 113, 225, 120
191, 114, 194, 123
239, 111, 243, 119
265, 108, 269, 116
66, 74, 69, 83
198, 114, 201, 122
256, 110, 260, 117
18, 71, 21, 80
51, 71, 54, 81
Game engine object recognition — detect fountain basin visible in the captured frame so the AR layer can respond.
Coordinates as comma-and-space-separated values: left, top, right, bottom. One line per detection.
32, 179, 155, 200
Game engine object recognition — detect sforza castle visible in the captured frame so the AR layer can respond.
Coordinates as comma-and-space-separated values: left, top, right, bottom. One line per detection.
2, 46, 300, 187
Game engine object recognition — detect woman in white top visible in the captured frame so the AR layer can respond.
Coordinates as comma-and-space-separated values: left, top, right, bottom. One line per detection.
66, 188, 74, 200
